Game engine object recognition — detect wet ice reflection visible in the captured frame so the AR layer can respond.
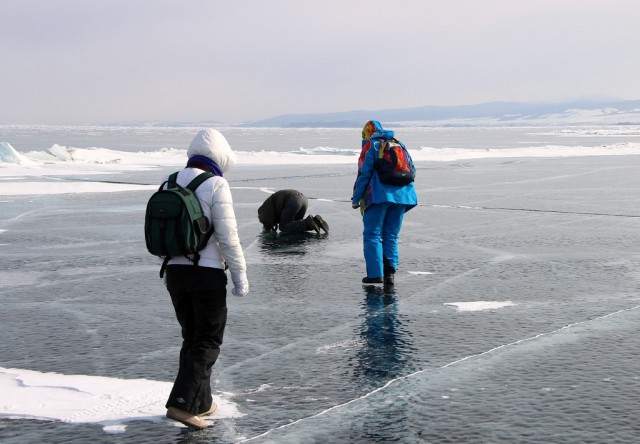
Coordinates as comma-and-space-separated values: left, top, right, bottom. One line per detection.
353, 286, 414, 384
257, 230, 329, 256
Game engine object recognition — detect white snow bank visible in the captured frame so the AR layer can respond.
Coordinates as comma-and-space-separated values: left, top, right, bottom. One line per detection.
444, 301, 516, 312
2, 141, 640, 196
0, 367, 243, 433
2, 141, 640, 174
413, 142, 640, 162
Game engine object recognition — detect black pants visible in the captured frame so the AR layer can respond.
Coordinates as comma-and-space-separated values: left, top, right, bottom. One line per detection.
165, 265, 227, 414
280, 192, 309, 233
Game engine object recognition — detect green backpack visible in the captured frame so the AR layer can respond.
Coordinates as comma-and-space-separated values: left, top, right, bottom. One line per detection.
145, 171, 214, 277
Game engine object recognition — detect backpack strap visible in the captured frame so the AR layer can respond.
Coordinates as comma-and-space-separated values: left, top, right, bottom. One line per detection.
186, 172, 215, 267
186, 172, 215, 192
159, 256, 170, 279
377, 138, 400, 159
378, 140, 387, 159
157, 171, 178, 192
163, 171, 213, 192
166, 172, 179, 189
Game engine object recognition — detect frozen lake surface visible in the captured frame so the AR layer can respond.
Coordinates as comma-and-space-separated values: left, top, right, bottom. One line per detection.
1, 128, 640, 442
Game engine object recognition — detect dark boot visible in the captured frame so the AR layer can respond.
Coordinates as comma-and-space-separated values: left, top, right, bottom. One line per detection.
304, 215, 320, 233
313, 215, 329, 233
383, 258, 395, 286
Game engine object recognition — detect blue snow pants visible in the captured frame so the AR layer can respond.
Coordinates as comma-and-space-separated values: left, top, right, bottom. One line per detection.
362, 202, 406, 278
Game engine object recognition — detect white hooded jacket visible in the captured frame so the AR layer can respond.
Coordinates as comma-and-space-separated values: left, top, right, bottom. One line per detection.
164, 129, 249, 296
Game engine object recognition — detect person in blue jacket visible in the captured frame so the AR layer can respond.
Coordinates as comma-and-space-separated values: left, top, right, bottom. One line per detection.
352, 120, 418, 285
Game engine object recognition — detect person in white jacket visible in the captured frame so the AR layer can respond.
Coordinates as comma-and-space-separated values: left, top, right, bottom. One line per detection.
163, 128, 249, 429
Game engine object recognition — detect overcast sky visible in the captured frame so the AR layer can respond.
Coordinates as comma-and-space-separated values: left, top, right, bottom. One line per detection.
1, 0, 639, 125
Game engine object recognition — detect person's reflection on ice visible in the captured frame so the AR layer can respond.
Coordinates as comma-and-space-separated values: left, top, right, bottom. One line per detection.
354, 285, 412, 384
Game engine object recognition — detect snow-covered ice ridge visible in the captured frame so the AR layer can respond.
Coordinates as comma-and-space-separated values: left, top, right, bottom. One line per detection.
3, 136, 640, 196
3, 140, 640, 170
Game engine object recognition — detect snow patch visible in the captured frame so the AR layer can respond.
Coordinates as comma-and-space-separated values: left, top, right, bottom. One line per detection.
444, 301, 516, 312
0, 367, 243, 433
316, 339, 361, 353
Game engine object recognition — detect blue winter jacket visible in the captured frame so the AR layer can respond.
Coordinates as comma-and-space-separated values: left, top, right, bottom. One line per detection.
351, 126, 418, 212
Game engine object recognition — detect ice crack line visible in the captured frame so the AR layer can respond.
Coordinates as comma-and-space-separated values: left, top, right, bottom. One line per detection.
0, 208, 41, 228
30, 179, 640, 218
327, 198, 640, 218
41, 176, 154, 186
430, 204, 640, 218
239, 303, 640, 442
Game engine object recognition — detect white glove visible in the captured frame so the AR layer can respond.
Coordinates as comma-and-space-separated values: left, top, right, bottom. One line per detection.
231, 282, 249, 296
231, 272, 249, 297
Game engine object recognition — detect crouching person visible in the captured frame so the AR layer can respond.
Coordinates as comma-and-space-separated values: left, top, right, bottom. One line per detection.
258, 189, 329, 234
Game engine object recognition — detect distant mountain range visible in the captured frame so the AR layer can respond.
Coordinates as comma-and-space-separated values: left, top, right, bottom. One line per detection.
242, 100, 640, 128
99, 100, 640, 128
